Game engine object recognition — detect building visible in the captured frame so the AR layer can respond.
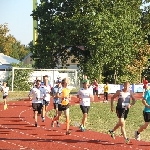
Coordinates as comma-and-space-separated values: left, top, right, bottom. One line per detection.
22, 52, 79, 69
0, 53, 20, 70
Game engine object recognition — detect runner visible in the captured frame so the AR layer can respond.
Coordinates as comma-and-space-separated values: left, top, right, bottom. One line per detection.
103, 82, 109, 103
135, 84, 150, 141
28, 80, 46, 127
41, 75, 51, 122
51, 78, 71, 135
109, 81, 136, 144
77, 80, 94, 132
0, 82, 9, 110
93, 79, 98, 96
51, 79, 62, 127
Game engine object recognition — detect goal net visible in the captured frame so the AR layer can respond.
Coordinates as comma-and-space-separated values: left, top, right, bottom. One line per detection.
6, 67, 79, 91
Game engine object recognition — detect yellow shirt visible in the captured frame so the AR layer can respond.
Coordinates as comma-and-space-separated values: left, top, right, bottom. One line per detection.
61, 88, 70, 105
104, 85, 108, 93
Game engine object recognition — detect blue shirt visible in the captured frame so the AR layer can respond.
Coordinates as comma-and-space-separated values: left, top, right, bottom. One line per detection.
143, 90, 150, 112
52, 85, 62, 104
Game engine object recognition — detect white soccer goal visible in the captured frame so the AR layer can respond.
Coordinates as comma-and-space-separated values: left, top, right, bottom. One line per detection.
10, 67, 79, 92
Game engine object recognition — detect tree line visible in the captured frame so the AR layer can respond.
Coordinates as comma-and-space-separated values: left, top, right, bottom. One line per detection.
0, 24, 30, 61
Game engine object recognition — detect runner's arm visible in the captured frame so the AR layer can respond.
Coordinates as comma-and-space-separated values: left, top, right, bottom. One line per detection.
111, 90, 120, 109
130, 91, 136, 106
28, 89, 33, 100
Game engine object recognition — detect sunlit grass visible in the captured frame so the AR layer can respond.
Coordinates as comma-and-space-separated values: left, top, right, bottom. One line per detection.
48, 100, 150, 142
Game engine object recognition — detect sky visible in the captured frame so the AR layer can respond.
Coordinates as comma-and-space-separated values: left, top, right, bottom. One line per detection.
0, 0, 149, 46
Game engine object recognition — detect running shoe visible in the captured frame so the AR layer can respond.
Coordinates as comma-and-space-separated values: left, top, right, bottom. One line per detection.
125, 138, 130, 144
66, 130, 71, 135
109, 130, 115, 139
134, 131, 141, 141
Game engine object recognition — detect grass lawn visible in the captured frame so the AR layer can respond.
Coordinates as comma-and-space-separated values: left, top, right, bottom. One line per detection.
48, 100, 150, 142
0, 91, 29, 102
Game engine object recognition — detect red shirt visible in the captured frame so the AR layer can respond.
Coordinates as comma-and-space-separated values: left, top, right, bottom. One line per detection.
143, 80, 148, 88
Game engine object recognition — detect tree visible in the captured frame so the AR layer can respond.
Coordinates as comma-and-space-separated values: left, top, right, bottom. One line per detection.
31, 0, 150, 83
0, 24, 30, 60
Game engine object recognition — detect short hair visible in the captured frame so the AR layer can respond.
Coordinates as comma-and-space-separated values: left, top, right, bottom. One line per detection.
36, 80, 41, 83
62, 78, 67, 85
44, 75, 48, 78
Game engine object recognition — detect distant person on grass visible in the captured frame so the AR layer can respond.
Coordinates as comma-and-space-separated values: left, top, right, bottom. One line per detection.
0, 82, 9, 110
41, 75, 51, 122
135, 84, 150, 141
103, 82, 109, 103
92, 79, 99, 98
51, 78, 71, 135
109, 81, 136, 144
77, 80, 94, 132
28, 80, 46, 127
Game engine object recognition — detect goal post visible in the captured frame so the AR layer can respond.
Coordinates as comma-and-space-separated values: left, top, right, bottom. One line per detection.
10, 67, 79, 92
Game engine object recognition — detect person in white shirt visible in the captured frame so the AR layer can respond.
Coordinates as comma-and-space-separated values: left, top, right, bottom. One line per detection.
41, 75, 51, 122
0, 82, 9, 110
77, 80, 94, 131
28, 80, 46, 127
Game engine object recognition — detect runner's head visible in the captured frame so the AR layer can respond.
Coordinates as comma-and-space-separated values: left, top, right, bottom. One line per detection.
82, 80, 89, 89
43, 75, 48, 84
56, 79, 62, 87
62, 78, 68, 88
36, 80, 41, 88
3, 82, 7, 86
123, 81, 130, 91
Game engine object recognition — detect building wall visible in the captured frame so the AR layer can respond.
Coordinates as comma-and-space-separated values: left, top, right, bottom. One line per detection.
22, 56, 34, 65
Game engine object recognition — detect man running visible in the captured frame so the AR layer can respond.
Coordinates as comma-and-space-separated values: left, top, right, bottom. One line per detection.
0, 82, 9, 110
51, 78, 71, 135
135, 84, 150, 141
28, 80, 46, 127
51, 79, 62, 127
109, 81, 136, 144
41, 75, 51, 122
77, 80, 94, 131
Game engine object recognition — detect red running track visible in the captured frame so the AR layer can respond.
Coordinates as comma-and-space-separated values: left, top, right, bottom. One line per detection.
0, 93, 150, 150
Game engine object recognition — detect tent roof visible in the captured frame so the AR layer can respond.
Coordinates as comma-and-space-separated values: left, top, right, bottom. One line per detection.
0, 53, 20, 65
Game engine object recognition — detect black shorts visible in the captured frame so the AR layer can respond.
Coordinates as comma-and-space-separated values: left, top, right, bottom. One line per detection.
143, 111, 150, 122
58, 104, 69, 111
53, 103, 59, 109
93, 89, 98, 95
116, 107, 129, 120
3, 95, 8, 99
43, 100, 50, 106
80, 105, 90, 114
32, 103, 43, 114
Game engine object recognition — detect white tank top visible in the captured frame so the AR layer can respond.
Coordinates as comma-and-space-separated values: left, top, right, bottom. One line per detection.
117, 90, 130, 108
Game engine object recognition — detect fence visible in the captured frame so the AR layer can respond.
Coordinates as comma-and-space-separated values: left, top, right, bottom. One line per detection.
0, 67, 79, 91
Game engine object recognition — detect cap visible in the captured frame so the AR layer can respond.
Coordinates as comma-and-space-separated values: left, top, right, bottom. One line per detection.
82, 79, 89, 84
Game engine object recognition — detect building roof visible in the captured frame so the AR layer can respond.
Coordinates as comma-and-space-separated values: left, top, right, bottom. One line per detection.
22, 52, 32, 61
0, 64, 12, 70
0, 53, 20, 65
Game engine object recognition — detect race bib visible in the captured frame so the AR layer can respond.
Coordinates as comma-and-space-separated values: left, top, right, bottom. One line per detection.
61, 99, 69, 105
122, 103, 129, 108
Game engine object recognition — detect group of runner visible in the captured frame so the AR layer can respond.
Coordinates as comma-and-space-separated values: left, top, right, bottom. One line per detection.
1, 76, 150, 143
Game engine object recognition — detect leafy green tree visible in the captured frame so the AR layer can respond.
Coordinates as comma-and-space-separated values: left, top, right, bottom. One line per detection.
31, 0, 150, 83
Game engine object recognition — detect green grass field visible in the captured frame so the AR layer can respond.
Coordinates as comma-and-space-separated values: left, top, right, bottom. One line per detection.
48, 101, 150, 142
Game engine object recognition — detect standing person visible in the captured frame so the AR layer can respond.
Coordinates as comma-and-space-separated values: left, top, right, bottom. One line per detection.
109, 81, 136, 144
103, 82, 109, 103
41, 75, 51, 122
28, 80, 46, 127
134, 84, 150, 141
0, 82, 9, 110
93, 79, 98, 96
51, 79, 62, 127
51, 78, 71, 135
77, 80, 94, 131
143, 77, 148, 96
